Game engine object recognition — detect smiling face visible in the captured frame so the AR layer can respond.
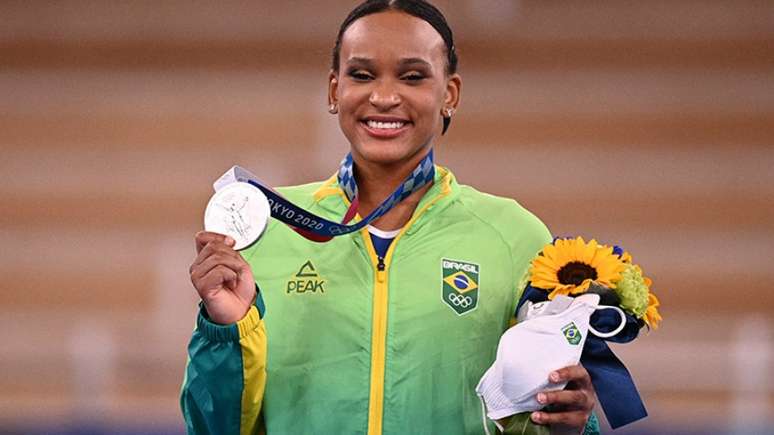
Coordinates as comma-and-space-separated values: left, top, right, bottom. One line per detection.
329, 10, 461, 169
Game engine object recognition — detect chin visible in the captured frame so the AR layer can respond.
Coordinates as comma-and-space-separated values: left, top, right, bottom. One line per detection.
354, 140, 428, 166
344, 118, 433, 166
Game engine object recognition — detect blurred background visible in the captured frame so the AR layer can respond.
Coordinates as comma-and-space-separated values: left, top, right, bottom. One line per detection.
1, 1, 773, 434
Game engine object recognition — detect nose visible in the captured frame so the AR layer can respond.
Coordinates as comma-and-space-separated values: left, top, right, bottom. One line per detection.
369, 81, 401, 111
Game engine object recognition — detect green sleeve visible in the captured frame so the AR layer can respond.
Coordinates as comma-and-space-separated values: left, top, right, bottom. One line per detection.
180, 294, 267, 435
498, 411, 600, 435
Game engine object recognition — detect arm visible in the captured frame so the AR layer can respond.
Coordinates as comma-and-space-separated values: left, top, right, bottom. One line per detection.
181, 300, 266, 435
181, 232, 267, 435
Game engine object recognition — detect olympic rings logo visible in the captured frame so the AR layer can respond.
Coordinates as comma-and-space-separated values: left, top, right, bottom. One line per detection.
447, 292, 473, 308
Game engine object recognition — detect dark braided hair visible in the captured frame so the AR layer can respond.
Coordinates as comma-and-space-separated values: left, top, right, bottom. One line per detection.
331, 0, 458, 134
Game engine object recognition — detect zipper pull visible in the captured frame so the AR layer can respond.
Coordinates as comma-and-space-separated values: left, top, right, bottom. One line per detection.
376, 256, 386, 282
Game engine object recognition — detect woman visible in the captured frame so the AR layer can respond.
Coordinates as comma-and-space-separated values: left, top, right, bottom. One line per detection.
182, 1, 598, 434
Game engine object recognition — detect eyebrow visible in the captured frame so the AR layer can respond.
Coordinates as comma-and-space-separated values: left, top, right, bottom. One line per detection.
398, 58, 432, 68
344, 57, 373, 70
346, 56, 433, 68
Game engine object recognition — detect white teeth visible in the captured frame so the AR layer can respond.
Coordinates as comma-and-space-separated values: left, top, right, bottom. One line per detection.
367, 120, 405, 130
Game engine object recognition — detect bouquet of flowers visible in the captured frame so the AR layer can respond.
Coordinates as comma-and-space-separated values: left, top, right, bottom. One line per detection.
483, 237, 661, 434
529, 236, 661, 330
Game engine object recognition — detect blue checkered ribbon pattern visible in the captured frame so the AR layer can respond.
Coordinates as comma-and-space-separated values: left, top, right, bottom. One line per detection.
234, 150, 435, 240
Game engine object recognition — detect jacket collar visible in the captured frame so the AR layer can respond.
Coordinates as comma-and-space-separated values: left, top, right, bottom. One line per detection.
312, 165, 460, 224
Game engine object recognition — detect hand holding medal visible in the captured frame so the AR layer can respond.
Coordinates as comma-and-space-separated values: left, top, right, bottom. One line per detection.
187, 178, 271, 325
189, 231, 257, 325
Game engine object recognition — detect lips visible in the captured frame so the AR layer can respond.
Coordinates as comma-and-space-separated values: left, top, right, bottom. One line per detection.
360, 116, 411, 139
366, 120, 405, 130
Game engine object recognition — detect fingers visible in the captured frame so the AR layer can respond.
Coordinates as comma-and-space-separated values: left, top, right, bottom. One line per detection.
193, 234, 240, 268
191, 252, 249, 282
195, 231, 235, 254
549, 365, 591, 388
531, 409, 589, 429
533, 364, 596, 430
193, 237, 240, 266
537, 390, 590, 410
191, 231, 249, 294
195, 265, 239, 293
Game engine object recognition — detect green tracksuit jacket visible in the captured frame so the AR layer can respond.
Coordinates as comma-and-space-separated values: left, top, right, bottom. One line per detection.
181, 166, 599, 434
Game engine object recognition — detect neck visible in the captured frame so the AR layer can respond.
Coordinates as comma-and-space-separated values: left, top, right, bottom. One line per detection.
351, 147, 434, 231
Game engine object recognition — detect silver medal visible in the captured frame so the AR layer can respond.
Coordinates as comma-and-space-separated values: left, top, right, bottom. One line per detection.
204, 182, 270, 250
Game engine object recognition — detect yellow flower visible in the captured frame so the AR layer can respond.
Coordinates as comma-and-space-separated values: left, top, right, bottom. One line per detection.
643, 292, 662, 329
530, 237, 626, 299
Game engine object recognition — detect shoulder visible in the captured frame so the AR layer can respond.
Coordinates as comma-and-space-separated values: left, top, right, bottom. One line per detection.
453, 184, 552, 257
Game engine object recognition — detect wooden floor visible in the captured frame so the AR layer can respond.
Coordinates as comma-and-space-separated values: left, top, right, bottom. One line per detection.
1, 1, 772, 432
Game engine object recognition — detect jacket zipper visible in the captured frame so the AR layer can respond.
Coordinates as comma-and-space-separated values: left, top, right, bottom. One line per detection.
366, 245, 388, 435
363, 181, 451, 435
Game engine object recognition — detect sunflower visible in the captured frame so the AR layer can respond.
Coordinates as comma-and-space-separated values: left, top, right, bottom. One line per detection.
530, 237, 626, 299
643, 292, 662, 329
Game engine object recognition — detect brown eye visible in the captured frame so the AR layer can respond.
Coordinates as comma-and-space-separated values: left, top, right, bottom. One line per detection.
348, 70, 374, 81
402, 73, 425, 82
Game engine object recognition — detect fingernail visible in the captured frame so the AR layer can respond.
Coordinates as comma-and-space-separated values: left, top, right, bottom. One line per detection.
531, 412, 542, 423
225, 236, 235, 246
550, 371, 560, 382
537, 393, 547, 404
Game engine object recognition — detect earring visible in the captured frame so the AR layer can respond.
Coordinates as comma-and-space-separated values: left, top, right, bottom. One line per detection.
328, 103, 339, 114
443, 108, 454, 118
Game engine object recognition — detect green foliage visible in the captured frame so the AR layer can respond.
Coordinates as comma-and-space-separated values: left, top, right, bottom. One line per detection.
614, 264, 650, 317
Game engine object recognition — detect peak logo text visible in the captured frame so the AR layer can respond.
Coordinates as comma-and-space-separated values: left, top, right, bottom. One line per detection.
286, 260, 326, 294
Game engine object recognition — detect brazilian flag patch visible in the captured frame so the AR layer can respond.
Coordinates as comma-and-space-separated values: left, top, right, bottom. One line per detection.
561, 322, 582, 345
441, 258, 480, 315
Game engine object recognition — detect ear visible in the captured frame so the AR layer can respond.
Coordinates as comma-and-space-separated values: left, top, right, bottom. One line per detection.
443, 73, 462, 112
328, 70, 339, 106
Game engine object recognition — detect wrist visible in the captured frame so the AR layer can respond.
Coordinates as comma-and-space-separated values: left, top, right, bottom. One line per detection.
202, 300, 251, 325
196, 303, 261, 342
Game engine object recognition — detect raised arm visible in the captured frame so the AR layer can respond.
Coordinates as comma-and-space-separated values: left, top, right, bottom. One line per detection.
180, 231, 267, 435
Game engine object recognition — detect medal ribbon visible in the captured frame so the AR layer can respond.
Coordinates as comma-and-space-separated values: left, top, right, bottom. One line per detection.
215, 150, 435, 242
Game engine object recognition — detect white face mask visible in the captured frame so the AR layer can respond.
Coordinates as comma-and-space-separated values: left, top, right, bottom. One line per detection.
475, 294, 626, 433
